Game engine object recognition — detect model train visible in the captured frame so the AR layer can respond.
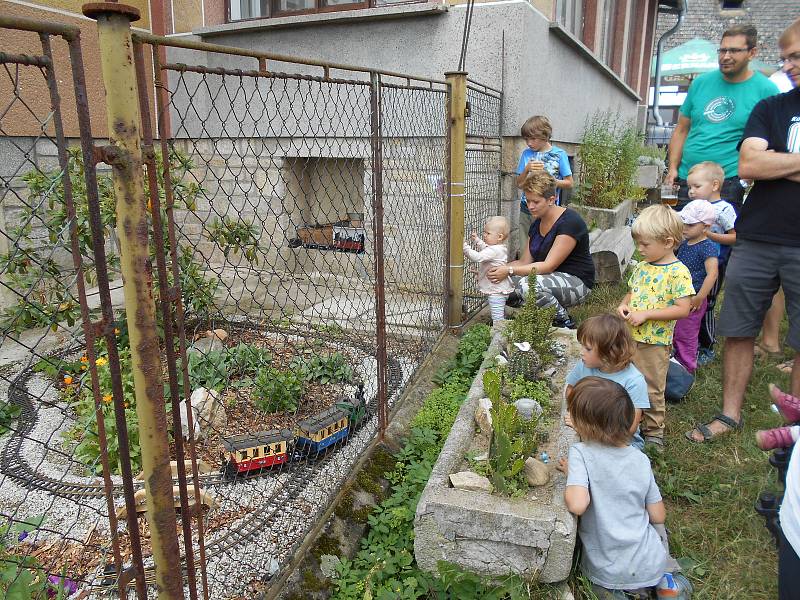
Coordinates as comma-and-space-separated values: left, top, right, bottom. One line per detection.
221, 385, 366, 477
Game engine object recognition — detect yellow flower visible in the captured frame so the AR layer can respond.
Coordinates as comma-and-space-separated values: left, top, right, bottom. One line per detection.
95, 357, 107, 367
80, 365, 87, 371
80, 356, 88, 363
103, 394, 112, 404
114, 328, 120, 335
124, 402, 129, 408
63, 375, 73, 385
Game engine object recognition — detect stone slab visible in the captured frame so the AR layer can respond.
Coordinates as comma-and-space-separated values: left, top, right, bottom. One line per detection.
414, 325, 580, 583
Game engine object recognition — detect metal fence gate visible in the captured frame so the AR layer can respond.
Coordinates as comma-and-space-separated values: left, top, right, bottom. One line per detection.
0, 10, 501, 599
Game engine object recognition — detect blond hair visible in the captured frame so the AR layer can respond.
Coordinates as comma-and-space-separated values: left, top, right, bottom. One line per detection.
521, 115, 553, 141
631, 205, 684, 249
779, 17, 800, 48
577, 314, 636, 372
520, 170, 557, 200
688, 161, 724, 186
485, 215, 510, 238
567, 377, 635, 447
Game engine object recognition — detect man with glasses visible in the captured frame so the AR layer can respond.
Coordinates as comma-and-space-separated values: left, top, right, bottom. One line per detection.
666, 25, 778, 212
686, 20, 800, 599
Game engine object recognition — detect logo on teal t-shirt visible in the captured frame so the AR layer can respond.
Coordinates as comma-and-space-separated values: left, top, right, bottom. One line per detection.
703, 96, 736, 123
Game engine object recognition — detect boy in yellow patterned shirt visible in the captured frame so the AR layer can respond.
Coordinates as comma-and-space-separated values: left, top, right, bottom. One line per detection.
618, 206, 694, 448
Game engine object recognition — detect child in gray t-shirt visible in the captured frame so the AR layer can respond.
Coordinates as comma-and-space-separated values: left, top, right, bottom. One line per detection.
559, 377, 692, 599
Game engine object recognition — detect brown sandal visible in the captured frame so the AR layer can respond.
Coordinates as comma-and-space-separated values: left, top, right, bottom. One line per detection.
685, 413, 743, 443
754, 342, 782, 359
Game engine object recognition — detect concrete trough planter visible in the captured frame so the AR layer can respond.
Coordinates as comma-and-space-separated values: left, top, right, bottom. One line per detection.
570, 197, 633, 230
414, 326, 580, 582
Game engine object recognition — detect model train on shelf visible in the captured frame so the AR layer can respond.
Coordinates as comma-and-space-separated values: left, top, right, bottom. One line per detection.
220, 385, 367, 477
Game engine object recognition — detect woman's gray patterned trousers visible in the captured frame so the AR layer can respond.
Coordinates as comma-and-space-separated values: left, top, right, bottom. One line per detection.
517, 271, 590, 320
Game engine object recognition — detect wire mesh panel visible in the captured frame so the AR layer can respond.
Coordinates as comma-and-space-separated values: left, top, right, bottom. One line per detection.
133, 40, 450, 597
462, 80, 502, 318
0, 21, 147, 599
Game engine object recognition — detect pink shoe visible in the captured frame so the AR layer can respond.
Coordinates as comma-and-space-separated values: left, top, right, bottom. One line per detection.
756, 426, 798, 451
769, 384, 800, 423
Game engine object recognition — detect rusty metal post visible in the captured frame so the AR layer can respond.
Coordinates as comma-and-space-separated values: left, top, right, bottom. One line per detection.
369, 71, 388, 436
82, 3, 183, 598
445, 71, 467, 328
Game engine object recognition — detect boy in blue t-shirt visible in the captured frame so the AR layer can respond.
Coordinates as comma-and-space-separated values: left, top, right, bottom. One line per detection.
515, 115, 573, 255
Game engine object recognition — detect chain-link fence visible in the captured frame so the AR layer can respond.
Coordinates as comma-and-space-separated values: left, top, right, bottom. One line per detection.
0, 17, 145, 599
462, 79, 502, 318
0, 14, 501, 599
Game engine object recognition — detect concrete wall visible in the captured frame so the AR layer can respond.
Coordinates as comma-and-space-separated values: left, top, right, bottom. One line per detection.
190, 0, 642, 143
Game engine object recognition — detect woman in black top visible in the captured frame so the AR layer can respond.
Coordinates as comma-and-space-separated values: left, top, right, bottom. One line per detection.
488, 171, 594, 328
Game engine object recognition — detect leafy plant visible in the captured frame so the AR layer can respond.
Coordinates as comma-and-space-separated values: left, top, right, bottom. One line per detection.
330, 324, 494, 599
294, 352, 353, 384
205, 216, 259, 263
187, 350, 229, 392
0, 401, 20, 437
253, 367, 303, 413
176, 246, 218, 320
505, 272, 556, 366
0, 516, 78, 599
508, 376, 552, 410
228, 342, 272, 376
575, 110, 646, 208
69, 347, 141, 475
0, 147, 204, 334
432, 323, 491, 385
485, 370, 539, 496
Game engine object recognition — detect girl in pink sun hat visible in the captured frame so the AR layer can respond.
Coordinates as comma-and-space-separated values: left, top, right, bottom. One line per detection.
673, 200, 719, 373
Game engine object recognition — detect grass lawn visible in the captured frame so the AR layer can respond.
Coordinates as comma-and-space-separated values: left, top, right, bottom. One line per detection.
568, 281, 783, 599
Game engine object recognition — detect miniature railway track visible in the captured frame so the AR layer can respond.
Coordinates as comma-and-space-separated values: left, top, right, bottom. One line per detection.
1, 322, 406, 593
1, 324, 404, 501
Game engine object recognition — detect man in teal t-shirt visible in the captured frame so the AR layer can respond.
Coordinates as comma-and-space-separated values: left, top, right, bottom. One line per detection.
666, 25, 778, 212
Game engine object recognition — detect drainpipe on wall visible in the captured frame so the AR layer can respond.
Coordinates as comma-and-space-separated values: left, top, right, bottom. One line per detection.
653, 0, 687, 126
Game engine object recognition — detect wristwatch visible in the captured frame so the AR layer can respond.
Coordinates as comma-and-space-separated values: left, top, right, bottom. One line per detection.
508, 266, 514, 276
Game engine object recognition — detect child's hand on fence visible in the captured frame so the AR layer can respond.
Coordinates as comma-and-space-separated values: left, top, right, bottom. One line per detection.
470, 232, 479, 242
557, 457, 569, 474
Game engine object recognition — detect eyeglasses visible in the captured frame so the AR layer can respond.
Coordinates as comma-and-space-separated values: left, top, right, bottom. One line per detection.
717, 47, 751, 56
777, 52, 800, 68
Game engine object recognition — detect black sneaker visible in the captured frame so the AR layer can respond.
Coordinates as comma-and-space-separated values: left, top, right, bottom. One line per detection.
506, 292, 524, 308
552, 315, 577, 329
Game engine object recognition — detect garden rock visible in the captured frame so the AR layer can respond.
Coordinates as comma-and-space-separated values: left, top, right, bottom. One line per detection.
524, 457, 549, 487
514, 398, 543, 421
474, 398, 492, 434
188, 335, 223, 356
449, 472, 492, 492
192, 387, 226, 438
319, 554, 341, 579
178, 399, 200, 440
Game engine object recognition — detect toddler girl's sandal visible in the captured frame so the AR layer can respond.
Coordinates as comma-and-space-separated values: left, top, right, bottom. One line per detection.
684, 413, 743, 443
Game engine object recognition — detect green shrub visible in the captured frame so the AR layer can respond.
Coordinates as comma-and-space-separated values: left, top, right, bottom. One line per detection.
253, 367, 303, 413
575, 110, 645, 209
505, 272, 556, 365
432, 323, 491, 385
295, 352, 354, 384
330, 324, 497, 599
484, 370, 539, 496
